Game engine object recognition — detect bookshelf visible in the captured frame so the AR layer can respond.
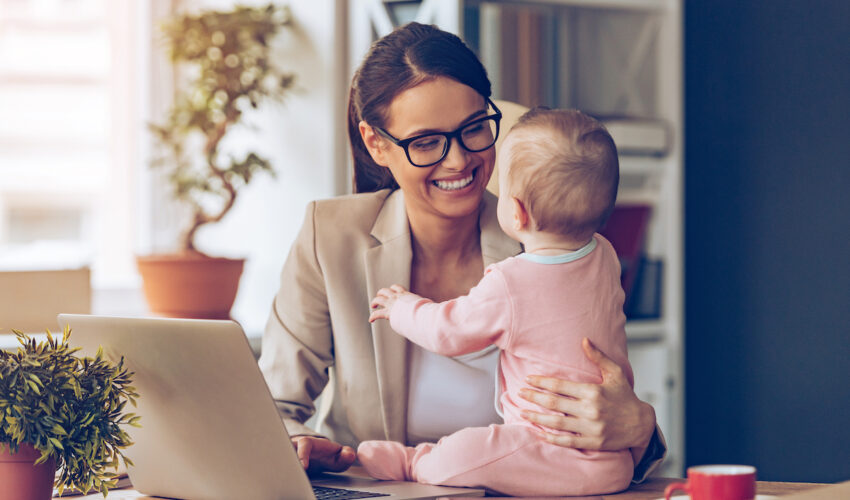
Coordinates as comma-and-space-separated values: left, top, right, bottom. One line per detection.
348, 0, 683, 476
465, 0, 684, 476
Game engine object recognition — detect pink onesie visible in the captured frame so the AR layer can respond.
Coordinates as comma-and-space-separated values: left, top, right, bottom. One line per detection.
357, 234, 634, 496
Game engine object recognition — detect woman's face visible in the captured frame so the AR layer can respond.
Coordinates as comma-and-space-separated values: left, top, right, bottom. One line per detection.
361, 77, 496, 222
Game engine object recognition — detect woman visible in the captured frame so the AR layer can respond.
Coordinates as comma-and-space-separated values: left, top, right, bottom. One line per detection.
258, 22, 665, 482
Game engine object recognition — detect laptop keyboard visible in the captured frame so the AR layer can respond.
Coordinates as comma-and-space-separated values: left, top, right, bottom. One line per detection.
312, 485, 390, 500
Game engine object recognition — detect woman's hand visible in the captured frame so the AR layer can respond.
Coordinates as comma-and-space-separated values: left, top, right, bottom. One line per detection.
291, 436, 356, 474
518, 338, 656, 459
369, 284, 409, 323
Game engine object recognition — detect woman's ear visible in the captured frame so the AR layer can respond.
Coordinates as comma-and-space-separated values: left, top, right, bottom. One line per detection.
511, 197, 530, 232
359, 121, 389, 167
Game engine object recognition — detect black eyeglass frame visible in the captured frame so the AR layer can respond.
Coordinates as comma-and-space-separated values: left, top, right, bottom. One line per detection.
374, 98, 502, 168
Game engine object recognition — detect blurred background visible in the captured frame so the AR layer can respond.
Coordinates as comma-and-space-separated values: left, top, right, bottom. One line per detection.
0, 0, 847, 483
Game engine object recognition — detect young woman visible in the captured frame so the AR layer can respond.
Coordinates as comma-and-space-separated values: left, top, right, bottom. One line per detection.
258, 22, 664, 483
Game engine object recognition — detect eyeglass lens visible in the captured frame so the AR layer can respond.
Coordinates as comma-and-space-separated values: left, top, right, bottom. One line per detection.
407, 117, 498, 166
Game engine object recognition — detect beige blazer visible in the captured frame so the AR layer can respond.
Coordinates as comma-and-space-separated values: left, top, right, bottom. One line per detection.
258, 188, 521, 447
258, 187, 665, 480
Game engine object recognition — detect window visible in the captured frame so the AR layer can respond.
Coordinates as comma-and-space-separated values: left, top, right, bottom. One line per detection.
0, 0, 147, 288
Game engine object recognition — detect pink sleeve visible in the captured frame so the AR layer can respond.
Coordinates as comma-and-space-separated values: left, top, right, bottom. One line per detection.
388, 268, 513, 356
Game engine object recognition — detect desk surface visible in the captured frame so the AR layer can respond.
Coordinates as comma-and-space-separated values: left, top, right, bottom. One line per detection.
617, 477, 828, 499
67, 476, 835, 499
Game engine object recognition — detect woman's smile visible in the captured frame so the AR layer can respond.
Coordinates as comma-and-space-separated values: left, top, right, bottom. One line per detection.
431, 167, 478, 192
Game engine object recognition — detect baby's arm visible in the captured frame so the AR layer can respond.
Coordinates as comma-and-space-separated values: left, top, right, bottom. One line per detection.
369, 284, 410, 322
369, 269, 513, 356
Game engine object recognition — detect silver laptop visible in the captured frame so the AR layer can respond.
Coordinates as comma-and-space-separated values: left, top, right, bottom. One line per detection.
58, 314, 484, 500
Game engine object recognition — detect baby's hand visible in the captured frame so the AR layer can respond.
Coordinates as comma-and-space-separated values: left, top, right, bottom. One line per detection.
369, 285, 409, 323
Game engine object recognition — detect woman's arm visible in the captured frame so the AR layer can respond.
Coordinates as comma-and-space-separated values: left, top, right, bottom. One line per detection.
259, 202, 358, 473
258, 201, 335, 438
518, 338, 666, 480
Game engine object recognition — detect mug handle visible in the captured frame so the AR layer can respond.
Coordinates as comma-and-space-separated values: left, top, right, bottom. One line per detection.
664, 481, 690, 499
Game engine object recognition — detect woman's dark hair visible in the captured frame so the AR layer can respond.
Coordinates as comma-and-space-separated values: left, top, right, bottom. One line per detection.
348, 22, 492, 193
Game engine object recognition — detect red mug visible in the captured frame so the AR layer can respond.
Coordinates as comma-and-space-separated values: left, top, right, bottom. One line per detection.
664, 465, 756, 500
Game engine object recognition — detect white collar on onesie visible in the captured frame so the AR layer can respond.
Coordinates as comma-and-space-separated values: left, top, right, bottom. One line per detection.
517, 237, 597, 264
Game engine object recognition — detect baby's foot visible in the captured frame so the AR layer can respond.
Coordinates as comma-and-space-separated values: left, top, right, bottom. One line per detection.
357, 441, 416, 481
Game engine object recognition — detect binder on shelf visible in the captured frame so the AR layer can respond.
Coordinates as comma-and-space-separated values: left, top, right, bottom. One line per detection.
626, 257, 663, 319
599, 204, 652, 312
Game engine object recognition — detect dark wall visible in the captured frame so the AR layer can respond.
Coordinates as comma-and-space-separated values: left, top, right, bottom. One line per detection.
685, 1, 850, 482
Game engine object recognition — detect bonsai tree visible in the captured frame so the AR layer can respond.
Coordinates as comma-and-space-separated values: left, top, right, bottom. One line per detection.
150, 4, 295, 253
0, 327, 139, 496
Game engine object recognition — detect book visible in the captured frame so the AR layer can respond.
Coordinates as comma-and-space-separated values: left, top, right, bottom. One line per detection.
598, 205, 653, 310
597, 116, 670, 156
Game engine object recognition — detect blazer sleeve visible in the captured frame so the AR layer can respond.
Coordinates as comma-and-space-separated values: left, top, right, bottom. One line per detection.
632, 425, 668, 483
258, 201, 334, 438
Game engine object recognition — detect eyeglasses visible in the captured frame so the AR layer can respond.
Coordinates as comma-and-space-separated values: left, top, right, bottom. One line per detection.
374, 98, 502, 168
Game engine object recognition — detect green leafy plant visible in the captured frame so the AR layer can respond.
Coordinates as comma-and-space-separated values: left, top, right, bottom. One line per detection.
149, 3, 295, 253
0, 327, 139, 496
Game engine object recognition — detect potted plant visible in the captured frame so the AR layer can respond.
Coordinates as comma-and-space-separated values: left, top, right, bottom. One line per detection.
140, 4, 295, 319
0, 327, 139, 499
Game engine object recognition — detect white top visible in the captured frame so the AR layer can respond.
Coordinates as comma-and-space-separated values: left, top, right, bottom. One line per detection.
406, 344, 502, 444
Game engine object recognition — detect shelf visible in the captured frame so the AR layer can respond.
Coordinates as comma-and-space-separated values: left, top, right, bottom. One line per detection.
614, 157, 667, 197
497, 0, 670, 12
619, 155, 666, 176
625, 319, 666, 341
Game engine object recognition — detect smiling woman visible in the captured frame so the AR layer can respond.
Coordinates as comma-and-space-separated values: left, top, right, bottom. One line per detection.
359, 77, 498, 225
258, 21, 665, 487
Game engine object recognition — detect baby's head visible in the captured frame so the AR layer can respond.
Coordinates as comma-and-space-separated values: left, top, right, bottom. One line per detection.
496, 108, 619, 245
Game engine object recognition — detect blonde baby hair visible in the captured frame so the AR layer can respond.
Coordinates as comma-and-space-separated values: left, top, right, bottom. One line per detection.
505, 108, 619, 242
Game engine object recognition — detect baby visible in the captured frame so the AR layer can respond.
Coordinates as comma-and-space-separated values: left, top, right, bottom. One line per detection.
358, 108, 634, 496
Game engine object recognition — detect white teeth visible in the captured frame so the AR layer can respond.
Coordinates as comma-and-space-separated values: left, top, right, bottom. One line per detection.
433, 172, 474, 191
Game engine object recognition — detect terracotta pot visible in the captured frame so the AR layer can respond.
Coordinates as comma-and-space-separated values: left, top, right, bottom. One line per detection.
0, 443, 56, 500
137, 254, 245, 319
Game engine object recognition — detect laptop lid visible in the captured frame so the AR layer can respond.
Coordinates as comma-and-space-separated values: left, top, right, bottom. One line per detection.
58, 314, 484, 500
59, 314, 313, 500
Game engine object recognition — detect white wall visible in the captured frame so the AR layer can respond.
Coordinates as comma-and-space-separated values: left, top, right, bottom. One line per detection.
164, 0, 349, 334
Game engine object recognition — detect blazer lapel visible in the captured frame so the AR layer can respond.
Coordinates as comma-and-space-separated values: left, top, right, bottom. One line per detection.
363, 190, 520, 444
364, 190, 412, 442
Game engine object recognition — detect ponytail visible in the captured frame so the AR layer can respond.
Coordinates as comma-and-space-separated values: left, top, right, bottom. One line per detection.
348, 78, 399, 193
